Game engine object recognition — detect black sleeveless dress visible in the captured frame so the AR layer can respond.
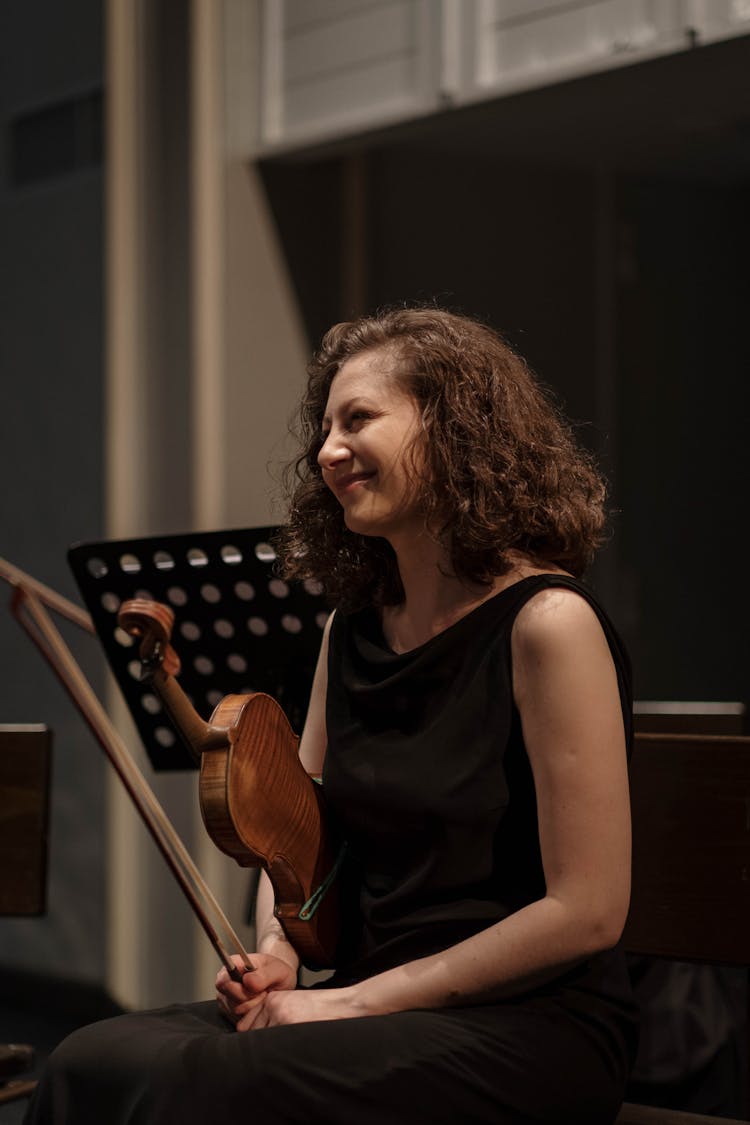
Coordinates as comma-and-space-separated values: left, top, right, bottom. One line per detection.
24, 575, 638, 1125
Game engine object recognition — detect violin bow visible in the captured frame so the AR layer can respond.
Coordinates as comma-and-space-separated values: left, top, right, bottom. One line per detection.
0, 557, 255, 982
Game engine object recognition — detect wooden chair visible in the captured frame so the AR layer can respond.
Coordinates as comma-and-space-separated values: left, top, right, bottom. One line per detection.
616, 732, 750, 1124
633, 701, 746, 737
0, 725, 51, 1106
0, 1047, 36, 1107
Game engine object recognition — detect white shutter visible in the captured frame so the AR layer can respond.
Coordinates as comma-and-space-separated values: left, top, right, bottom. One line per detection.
684, 0, 750, 43
469, 1, 686, 97
260, 0, 441, 148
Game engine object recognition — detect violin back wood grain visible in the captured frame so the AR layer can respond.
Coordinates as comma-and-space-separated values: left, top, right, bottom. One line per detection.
200, 692, 340, 968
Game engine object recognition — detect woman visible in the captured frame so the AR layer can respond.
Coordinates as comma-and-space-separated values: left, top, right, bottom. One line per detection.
25, 307, 637, 1124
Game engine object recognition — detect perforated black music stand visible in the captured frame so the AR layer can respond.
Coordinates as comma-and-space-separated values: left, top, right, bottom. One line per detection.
68, 528, 328, 771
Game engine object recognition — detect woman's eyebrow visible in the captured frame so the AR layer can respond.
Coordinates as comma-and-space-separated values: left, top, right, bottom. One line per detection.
322, 397, 371, 428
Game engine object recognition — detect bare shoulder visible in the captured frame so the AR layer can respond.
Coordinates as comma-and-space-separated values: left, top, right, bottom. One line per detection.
511, 586, 612, 673
510, 585, 621, 729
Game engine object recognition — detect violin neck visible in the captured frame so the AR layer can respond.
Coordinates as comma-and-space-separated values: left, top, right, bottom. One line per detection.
149, 669, 229, 764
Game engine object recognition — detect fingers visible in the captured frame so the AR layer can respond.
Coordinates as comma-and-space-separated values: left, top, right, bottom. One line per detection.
216, 966, 265, 1001
215, 954, 293, 997
214, 952, 297, 1031
216, 975, 257, 1001
216, 956, 256, 987
216, 987, 267, 1026
236, 1002, 270, 1033
215, 978, 266, 1010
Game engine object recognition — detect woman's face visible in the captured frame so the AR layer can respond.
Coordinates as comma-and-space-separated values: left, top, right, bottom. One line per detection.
317, 348, 424, 541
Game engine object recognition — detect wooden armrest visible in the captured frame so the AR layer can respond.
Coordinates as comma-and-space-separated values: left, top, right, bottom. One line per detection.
0, 1078, 37, 1106
616, 1102, 747, 1125
0, 1043, 34, 1081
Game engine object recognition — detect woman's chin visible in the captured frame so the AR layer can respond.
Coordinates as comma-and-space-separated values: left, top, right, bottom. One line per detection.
342, 508, 384, 537
343, 516, 377, 536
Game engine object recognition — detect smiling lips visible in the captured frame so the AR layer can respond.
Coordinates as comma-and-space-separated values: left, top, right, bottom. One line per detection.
332, 471, 376, 495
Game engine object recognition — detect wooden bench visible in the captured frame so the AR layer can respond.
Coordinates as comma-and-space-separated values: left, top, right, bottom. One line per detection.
616, 732, 750, 1124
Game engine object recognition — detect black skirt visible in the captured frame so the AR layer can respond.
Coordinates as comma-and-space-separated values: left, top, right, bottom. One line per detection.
24, 988, 632, 1125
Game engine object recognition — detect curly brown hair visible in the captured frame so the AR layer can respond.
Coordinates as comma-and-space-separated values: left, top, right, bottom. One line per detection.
275, 306, 607, 610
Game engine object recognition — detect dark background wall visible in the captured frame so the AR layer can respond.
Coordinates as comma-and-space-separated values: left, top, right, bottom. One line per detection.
618, 177, 750, 699
0, 0, 106, 980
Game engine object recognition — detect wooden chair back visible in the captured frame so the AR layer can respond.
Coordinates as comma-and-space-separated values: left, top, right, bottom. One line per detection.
632, 703, 745, 738
0, 724, 50, 1105
0, 724, 51, 917
624, 732, 750, 965
617, 732, 750, 1125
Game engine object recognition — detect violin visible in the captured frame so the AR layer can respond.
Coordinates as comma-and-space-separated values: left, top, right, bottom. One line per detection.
117, 599, 341, 969
0, 559, 339, 978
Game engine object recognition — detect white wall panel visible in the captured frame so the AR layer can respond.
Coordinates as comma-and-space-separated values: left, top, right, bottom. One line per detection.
257, 0, 750, 152
285, 2, 414, 86
260, 0, 440, 148
474, 0, 685, 93
494, 0, 599, 18
284, 0, 384, 34
685, 0, 750, 42
284, 54, 421, 130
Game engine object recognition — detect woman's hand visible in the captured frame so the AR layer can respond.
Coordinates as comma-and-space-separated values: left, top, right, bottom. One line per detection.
215, 953, 297, 1029
217, 959, 364, 1032
238, 985, 364, 1031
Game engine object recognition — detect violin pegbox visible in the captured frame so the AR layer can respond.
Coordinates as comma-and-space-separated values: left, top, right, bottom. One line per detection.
118, 599, 182, 678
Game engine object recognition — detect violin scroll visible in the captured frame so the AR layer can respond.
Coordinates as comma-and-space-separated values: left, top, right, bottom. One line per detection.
118, 599, 182, 677
118, 599, 225, 765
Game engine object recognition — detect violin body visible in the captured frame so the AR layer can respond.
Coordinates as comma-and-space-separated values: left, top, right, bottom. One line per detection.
118, 599, 340, 970
200, 691, 340, 969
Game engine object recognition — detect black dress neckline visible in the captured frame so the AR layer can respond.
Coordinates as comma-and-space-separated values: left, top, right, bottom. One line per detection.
374, 572, 578, 658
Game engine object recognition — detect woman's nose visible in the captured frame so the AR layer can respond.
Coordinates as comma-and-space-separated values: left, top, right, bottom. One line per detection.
317, 430, 350, 471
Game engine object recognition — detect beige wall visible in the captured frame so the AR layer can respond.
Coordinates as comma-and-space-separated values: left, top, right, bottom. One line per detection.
106, 0, 307, 1007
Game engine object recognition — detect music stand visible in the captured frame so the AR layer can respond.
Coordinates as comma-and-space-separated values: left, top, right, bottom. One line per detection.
68, 528, 328, 771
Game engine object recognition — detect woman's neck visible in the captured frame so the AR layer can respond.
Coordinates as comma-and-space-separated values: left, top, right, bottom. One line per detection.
383, 538, 518, 654
383, 536, 568, 655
